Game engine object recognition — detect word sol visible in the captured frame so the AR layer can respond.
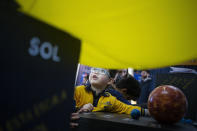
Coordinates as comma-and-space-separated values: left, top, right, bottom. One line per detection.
28, 37, 61, 62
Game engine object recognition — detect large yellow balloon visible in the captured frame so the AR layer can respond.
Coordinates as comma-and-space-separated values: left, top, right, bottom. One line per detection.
16, 0, 197, 69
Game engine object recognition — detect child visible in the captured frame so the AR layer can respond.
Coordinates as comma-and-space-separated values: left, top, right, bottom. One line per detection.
74, 67, 149, 116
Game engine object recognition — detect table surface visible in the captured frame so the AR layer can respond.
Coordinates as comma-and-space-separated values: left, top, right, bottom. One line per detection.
79, 112, 197, 131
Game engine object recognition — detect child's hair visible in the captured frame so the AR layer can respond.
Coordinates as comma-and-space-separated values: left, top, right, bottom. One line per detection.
143, 70, 150, 74
108, 69, 118, 78
116, 76, 141, 100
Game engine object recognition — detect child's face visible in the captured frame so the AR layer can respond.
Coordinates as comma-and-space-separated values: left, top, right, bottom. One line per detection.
89, 68, 110, 88
141, 71, 148, 78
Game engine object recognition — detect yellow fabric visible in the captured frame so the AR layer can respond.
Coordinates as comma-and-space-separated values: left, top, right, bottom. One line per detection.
16, 0, 35, 12
74, 85, 141, 115
74, 85, 94, 109
16, 0, 197, 69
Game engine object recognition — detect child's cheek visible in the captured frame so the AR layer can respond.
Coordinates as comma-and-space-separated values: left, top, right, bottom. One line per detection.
100, 76, 109, 83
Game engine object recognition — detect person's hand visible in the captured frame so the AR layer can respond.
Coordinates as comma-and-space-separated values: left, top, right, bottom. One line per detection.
70, 113, 80, 128
144, 109, 150, 117
78, 103, 94, 113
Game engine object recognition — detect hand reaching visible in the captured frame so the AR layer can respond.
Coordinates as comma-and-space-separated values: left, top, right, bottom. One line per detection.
70, 113, 80, 128
78, 103, 94, 113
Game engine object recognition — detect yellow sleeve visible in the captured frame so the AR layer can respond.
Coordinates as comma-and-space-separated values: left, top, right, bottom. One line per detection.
111, 96, 142, 115
74, 86, 82, 109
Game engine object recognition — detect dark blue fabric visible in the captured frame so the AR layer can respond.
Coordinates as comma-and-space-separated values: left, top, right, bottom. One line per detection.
106, 87, 131, 105
86, 84, 131, 105
137, 79, 153, 104
72, 99, 77, 112
85, 84, 110, 107
92, 93, 101, 107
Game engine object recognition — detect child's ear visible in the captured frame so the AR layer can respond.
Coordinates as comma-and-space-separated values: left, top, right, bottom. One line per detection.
121, 88, 127, 93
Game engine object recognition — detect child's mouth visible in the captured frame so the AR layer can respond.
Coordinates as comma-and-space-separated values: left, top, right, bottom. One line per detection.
92, 75, 98, 80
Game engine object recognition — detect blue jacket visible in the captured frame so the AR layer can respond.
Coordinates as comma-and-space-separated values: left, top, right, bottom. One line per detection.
138, 77, 153, 104
106, 86, 131, 105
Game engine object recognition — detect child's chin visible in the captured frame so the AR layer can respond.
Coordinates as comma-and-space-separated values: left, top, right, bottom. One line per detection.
90, 79, 98, 83
90, 81, 99, 85
91, 82, 101, 87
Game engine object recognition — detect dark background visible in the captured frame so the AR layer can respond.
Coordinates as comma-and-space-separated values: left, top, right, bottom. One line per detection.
155, 73, 197, 121
0, 1, 81, 130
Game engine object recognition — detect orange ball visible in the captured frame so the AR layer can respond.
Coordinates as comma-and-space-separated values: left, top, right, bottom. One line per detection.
148, 85, 187, 124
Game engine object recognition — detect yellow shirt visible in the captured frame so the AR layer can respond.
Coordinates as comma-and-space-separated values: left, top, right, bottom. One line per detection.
74, 85, 143, 115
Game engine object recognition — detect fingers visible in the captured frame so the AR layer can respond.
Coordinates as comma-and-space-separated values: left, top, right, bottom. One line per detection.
70, 113, 80, 128
70, 122, 79, 128
77, 108, 85, 113
78, 108, 89, 113
84, 104, 93, 111
71, 113, 80, 120
71, 113, 79, 116
77, 103, 94, 113
89, 104, 94, 110
85, 103, 93, 111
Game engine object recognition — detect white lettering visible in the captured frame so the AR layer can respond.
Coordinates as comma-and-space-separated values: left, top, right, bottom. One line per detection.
28, 37, 61, 62
28, 37, 40, 56
52, 46, 61, 62
40, 42, 53, 60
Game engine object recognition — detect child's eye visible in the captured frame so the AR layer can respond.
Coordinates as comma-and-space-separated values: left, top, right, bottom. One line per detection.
92, 68, 97, 72
101, 70, 105, 74
95, 69, 100, 72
